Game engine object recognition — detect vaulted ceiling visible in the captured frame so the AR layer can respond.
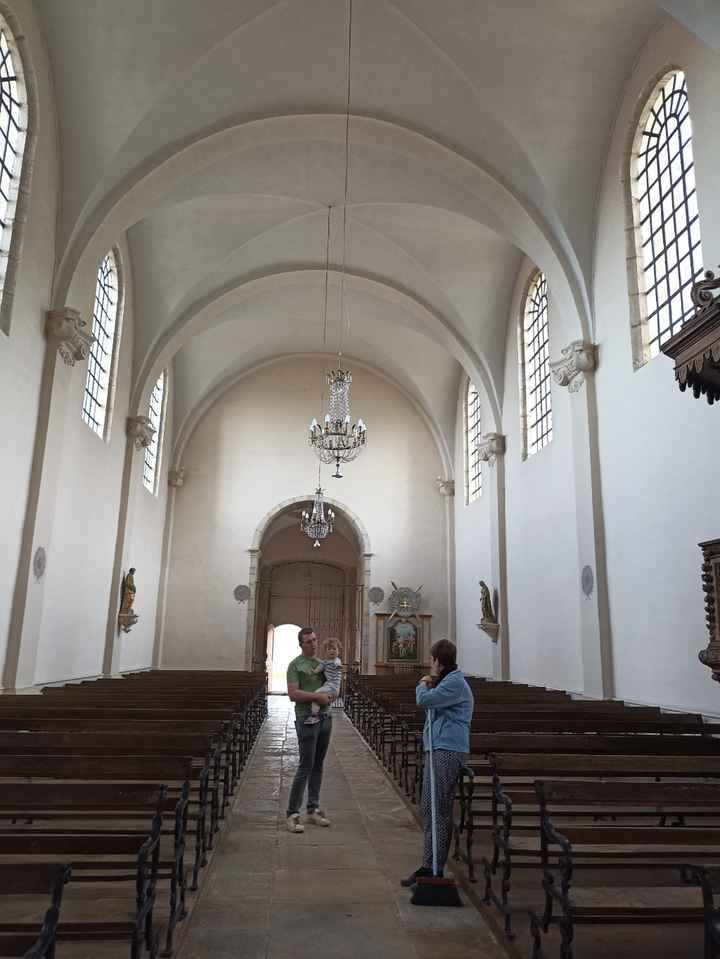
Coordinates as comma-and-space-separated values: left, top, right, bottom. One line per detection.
36, 0, 701, 459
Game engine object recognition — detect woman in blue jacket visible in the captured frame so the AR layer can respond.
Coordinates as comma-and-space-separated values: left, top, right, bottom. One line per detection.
401, 638, 474, 887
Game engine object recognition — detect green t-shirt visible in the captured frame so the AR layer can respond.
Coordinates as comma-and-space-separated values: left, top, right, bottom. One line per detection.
287, 654, 329, 719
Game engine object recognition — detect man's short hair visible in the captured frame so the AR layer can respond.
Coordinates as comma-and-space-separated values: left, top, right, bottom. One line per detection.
298, 626, 315, 646
431, 639, 457, 668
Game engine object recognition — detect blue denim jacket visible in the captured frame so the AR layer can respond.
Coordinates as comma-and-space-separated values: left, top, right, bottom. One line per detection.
416, 669, 474, 753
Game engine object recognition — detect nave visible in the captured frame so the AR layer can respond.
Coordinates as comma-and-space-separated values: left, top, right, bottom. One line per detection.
178, 696, 502, 959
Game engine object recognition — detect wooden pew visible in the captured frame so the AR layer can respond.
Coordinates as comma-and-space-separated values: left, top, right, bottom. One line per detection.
529, 781, 720, 959
477, 754, 720, 938
0, 863, 70, 959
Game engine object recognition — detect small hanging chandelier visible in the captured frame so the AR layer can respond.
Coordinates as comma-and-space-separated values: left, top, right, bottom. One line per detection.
300, 480, 335, 548
309, 368, 366, 478
308, 0, 367, 479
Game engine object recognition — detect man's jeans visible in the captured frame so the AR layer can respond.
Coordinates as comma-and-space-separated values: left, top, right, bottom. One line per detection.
287, 714, 332, 816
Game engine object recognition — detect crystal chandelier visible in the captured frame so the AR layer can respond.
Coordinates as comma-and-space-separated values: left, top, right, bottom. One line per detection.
309, 369, 366, 478
308, 0, 367, 478
300, 482, 335, 548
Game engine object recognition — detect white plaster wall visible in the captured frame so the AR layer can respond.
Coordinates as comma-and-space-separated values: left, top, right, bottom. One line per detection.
594, 20, 720, 713
0, 0, 58, 674
162, 357, 448, 669
33, 241, 169, 683
453, 379, 494, 678
502, 268, 583, 693
118, 390, 172, 672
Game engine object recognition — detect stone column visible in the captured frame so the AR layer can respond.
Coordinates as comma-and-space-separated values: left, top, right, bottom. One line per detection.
477, 433, 509, 680
551, 340, 614, 698
360, 552, 373, 673
152, 467, 186, 669
435, 477, 456, 641
2, 309, 92, 693
101, 416, 155, 677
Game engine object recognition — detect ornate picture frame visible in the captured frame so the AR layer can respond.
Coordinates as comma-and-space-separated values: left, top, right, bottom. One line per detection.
375, 613, 431, 664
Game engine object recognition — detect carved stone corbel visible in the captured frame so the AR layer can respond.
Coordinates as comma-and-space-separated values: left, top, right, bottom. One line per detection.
551, 341, 597, 392
126, 415, 156, 450
435, 477, 455, 498
45, 308, 94, 367
476, 433, 506, 466
698, 539, 720, 682
168, 467, 186, 488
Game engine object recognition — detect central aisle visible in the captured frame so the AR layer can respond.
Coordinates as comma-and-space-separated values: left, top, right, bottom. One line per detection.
178, 696, 504, 959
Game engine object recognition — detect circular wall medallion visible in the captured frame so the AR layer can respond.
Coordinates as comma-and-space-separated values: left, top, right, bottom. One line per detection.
368, 586, 385, 604
32, 547, 47, 581
233, 584, 251, 603
581, 565, 594, 598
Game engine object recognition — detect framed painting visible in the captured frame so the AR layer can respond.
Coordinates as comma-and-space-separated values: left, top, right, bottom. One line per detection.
375, 613, 431, 664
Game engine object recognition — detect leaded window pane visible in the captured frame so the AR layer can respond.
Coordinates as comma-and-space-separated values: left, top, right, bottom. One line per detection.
143, 371, 166, 494
0, 24, 26, 293
465, 381, 482, 503
82, 251, 120, 437
522, 271, 552, 457
633, 70, 703, 358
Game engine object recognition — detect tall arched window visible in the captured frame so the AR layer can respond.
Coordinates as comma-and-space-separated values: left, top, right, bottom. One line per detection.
82, 250, 122, 437
143, 371, 167, 495
520, 270, 552, 458
629, 69, 703, 365
0, 17, 30, 331
464, 380, 482, 504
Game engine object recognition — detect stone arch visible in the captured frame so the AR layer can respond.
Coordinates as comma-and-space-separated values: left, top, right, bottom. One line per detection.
246, 494, 372, 672
54, 114, 591, 350
131, 266, 503, 431
171, 352, 454, 481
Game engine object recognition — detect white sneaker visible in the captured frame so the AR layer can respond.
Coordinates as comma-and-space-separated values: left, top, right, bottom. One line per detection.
287, 813, 304, 833
306, 808, 331, 827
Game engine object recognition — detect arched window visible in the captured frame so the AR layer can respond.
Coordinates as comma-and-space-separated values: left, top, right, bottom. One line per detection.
143, 371, 167, 495
82, 250, 122, 437
520, 270, 552, 458
464, 380, 482, 503
629, 69, 703, 364
0, 17, 30, 330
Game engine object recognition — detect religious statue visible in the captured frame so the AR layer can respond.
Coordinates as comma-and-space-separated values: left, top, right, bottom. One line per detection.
118, 567, 139, 633
478, 579, 499, 641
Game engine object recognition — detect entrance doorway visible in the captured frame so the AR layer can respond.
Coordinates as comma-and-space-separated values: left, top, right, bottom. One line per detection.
267, 623, 300, 694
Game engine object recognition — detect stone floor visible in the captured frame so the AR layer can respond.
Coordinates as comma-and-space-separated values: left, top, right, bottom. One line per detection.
177, 696, 505, 959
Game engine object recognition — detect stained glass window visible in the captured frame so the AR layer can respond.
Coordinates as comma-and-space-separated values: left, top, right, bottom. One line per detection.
0, 22, 28, 313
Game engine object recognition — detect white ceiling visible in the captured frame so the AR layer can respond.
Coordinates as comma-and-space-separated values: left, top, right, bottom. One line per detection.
35, 0, 699, 461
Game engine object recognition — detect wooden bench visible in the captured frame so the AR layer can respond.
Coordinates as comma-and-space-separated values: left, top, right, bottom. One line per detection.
0, 816, 162, 959
0, 863, 70, 959
529, 781, 720, 959
476, 755, 720, 938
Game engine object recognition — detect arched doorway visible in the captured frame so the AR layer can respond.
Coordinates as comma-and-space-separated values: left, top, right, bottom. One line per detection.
267, 623, 301, 694
249, 497, 369, 670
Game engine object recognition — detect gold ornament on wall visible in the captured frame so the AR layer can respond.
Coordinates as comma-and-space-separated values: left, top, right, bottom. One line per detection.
118, 566, 139, 633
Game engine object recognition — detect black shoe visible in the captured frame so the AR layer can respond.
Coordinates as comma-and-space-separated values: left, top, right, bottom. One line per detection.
401, 867, 440, 888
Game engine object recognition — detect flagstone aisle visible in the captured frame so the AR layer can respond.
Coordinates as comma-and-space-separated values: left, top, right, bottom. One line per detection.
178, 697, 504, 959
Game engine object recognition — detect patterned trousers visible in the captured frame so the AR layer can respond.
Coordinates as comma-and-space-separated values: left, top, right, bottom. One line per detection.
421, 749, 463, 872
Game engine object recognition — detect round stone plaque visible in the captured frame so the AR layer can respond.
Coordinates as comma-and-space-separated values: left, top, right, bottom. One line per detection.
368, 586, 385, 604
32, 547, 47, 581
581, 565, 594, 598
233, 584, 251, 603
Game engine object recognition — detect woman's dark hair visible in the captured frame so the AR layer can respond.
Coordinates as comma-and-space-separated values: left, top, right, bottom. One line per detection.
431, 639, 457, 668
298, 626, 315, 646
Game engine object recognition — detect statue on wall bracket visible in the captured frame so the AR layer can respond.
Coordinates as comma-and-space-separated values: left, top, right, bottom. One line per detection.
118, 566, 139, 633
478, 579, 499, 642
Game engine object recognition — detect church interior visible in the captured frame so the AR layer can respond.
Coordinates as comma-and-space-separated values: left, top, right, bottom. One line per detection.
1, 1, 720, 957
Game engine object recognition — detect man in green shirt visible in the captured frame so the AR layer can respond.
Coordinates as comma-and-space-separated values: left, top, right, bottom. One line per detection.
286, 626, 335, 833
